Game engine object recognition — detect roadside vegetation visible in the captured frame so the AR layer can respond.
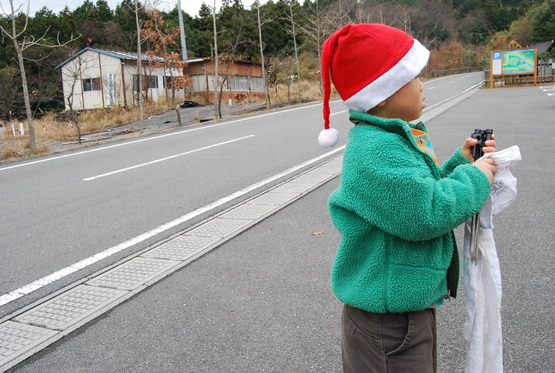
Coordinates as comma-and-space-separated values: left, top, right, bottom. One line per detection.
0, 79, 325, 161
1, 0, 554, 162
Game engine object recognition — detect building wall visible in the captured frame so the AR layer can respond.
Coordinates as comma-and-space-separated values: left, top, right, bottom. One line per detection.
61, 50, 110, 110
60, 49, 185, 111
183, 59, 266, 105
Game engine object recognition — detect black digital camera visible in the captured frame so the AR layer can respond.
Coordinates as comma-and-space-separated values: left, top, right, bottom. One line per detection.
471, 128, 493, 161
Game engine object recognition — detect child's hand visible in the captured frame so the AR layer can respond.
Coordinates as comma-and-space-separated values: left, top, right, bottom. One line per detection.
473, 158, 497, 185
461, 134, 497, 162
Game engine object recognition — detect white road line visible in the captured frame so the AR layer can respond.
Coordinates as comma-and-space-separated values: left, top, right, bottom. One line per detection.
0, 102, 329, 173
0, 80, 478, 306
0, 146, 345, 307
331, 110, 348, 115
83, 135, 255, 181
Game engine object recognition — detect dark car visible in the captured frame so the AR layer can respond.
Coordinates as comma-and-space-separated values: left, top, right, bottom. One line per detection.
180, 100, 200, 108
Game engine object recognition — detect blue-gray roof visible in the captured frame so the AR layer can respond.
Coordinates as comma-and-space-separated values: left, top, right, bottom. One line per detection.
55, 47, 167, 69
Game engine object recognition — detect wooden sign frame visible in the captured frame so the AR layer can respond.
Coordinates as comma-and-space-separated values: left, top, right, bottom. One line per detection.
490, 47, 538, 88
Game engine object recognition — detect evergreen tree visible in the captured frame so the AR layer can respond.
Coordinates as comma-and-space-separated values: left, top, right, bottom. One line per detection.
528, 0, 555, 43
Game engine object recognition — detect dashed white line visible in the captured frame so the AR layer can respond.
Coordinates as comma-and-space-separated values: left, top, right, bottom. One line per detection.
83, 135, 255, 181
0, 101, 330, 173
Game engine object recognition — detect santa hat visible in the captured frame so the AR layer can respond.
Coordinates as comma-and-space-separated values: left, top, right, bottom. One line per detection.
319, 24, 429, 147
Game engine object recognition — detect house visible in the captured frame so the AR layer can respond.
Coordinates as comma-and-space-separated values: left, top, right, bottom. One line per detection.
56, 47, 186, 110
183, 57, 266, 104
529, 38, 555, 79
56, 48, 267, 111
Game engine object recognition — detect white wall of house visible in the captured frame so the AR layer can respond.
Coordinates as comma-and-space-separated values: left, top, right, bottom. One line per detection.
60, 49, 185, 111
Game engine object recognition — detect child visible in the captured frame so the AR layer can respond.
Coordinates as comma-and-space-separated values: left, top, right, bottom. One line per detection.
319, 24, 497, 373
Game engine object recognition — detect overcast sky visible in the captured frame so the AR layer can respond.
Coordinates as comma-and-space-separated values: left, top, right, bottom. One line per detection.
4, 0, 262, 18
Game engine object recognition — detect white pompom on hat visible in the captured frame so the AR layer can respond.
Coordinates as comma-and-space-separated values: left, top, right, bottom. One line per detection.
319, 23, 430, 147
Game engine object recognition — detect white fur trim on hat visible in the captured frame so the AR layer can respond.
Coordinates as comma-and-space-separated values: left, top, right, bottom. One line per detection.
318, 128, 340, 147
344, 40, 429, 112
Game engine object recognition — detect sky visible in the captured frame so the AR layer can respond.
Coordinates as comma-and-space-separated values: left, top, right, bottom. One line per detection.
6, 0, 261, 18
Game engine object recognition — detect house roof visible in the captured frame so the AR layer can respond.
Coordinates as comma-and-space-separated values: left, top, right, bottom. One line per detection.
185, 56, 259, 65
55, 47, 169, 69
56, 47, 261, 70
528, 39, 555, 53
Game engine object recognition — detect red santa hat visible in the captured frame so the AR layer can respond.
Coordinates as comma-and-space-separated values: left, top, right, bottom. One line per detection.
319, 23, 430, 147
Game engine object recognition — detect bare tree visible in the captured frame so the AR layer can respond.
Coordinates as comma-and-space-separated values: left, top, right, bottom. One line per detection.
286, 0, 302, 102
135, 0, 145, 120
0, 0, 78, 153
253, 0, 270, 109
297, 0, 329, 92
211, 0, 221, 119
323, 0, 353, 30
59, 52, 89, 144
216, 8, 250, 115
142, 9, 190, 126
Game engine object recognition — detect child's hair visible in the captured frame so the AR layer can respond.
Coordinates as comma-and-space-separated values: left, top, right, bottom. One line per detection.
319, 24, 429, 147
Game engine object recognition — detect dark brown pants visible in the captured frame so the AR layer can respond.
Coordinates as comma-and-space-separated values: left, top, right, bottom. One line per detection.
341, 304, 437, 373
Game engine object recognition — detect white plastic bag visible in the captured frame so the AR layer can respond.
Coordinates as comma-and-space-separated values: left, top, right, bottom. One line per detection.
463, 145, 521, 373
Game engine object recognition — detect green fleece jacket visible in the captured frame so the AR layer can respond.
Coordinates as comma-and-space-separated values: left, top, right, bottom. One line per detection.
329, 110, 491, 313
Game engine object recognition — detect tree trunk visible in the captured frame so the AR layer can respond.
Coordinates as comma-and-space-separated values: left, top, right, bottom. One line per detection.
212, 0, 221, 119
7, 1, 35, 152
289, 3, 302, 102
256, 6, 270, 110
135, 0, 144, 121
14, 43, 36, 153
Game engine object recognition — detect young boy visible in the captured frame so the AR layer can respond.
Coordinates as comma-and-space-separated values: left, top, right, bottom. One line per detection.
318, 24, 497, 372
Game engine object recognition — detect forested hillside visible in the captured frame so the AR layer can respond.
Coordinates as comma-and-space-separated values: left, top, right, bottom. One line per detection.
1, 0, 554, 120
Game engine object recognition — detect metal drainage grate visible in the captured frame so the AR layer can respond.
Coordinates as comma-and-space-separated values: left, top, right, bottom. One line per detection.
86, 257, 181, 291
185, 218, 253, 238
0, 321, 58, 367
142, 235, 221, 261
13, 286, 127, 331
219, 203, 277, 220
247, 192, 300, 206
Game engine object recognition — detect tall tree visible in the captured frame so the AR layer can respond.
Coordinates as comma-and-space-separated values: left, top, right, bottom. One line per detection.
286, 0, 302, 101
0, 0, 77, 153
211, 0, 221, 118
297, 0, 329, 90
253, 1, 270, 109
133, 0, 148, 119
528, 0, 555, 43
142, 9, 190, 124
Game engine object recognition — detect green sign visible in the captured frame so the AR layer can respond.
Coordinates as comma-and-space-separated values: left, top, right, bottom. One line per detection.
501, 49, 536, 74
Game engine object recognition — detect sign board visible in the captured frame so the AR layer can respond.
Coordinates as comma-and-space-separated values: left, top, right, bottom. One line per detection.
490, 48, 537, 88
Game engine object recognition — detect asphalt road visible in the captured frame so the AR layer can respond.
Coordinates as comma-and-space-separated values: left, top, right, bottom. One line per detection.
0, 73, 484, 318
5, 73, 554, 372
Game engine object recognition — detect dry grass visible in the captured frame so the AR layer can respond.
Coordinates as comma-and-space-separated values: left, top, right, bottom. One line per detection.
269, 80, 324, 103
0, 82, 328, 163
0, 100, 174, 162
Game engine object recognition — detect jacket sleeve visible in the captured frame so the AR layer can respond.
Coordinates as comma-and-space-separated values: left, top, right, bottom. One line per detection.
331, 133, 491, 242
439, 147, 470, 177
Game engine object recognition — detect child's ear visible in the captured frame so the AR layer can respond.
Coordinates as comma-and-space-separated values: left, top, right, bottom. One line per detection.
376, 100, 386, 107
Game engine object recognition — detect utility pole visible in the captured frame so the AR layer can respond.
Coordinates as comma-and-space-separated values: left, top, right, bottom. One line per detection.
288, 0, 301, 102
212, 0, 220, 119
135, 0, 144, 120
255, 2, 270, 110
177, 0, 188, 60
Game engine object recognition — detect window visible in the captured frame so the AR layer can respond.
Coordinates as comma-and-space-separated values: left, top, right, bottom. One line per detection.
249, 76, 265, 92
133, 75, 159, 90
147, 75, 158, 89
163, 76, 178, 89
184, 74, 208, 92
83, 78, 101, 92
184, 74, 265, 93
231, 75, 250, 91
